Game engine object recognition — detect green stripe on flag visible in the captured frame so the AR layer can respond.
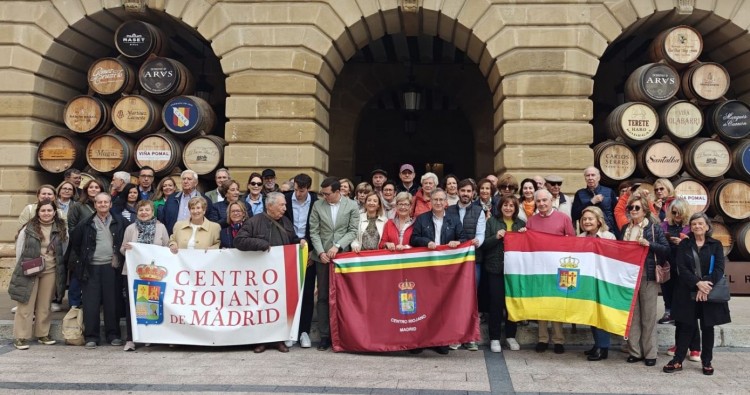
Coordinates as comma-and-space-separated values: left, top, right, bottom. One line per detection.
505, 274, 634, 312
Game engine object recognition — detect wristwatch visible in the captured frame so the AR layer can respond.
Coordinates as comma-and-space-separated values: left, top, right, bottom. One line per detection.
334, 243, 341, 249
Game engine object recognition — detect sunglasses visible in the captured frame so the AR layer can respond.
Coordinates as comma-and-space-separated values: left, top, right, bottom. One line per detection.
671, 210, 679, 216
626, 205, 642, 212
655, 187, 665, 191
499, 184, 516, 190
547, 182, 562, 187
249, 182, 263, 187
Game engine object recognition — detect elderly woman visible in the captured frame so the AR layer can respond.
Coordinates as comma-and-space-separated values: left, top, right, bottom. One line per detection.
518, 178, 539, 221
663, 213, 731, 375
381, 180, 398, 219
578, 206, 616, 361
351, 192, 387, 253
214, 179, 252, 227
411, 172, 438, 217
10, 200, 68, 349
474, 178, 499, 220
354, 182, 373, 213
380, 192, 414, 251
242, 172, 265, 216
121, 200, 169, 351
152, 177, 177, 214
653, 178, 676, 222
168, 196, 221, 253
619, 192, 670, 366
496, 173, 519, 199
339, 178, 354, 199
56, 181, 76, 217
443, 174, 459, 206
221, 201, 251, 249
482, 195, 525, 353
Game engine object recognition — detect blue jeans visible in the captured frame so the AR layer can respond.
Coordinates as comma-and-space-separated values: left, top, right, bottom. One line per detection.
591, 327, 611, 349
68, 276, 82, 307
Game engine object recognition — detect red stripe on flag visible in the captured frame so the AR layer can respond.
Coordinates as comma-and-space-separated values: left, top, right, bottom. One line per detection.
283, 244, 299, 324
505, 230, 647, 266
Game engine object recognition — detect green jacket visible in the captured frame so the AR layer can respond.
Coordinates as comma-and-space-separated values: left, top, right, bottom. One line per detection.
481, 216, 525, 274
308, 197, 359, 262
9, 223, 68, 304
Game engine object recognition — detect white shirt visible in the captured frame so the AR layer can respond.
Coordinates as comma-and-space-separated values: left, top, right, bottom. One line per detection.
432, 214, 444, 246
292, 193, 311, 239
330, 200, 341, 225
187, 223, 200, 249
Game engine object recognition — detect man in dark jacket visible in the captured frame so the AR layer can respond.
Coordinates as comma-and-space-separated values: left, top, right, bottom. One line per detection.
234, 192, 300, 353
158, 169, 217, 235
572, 167, 618, 236
71, 192, 127, 349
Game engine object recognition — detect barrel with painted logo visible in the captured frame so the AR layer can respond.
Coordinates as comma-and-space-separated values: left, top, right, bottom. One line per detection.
162, 95, 216, 140
680, 62, 729, 104
657, 100, 703, 144
63, 95, 112, 138
636, 139, 683, 178
731, 222, 750, 260
182, 135, 226, 176
111, 95, 163, 139
114, 20, 168, 62
648, 25, 703, 69
703, 100, 750, 142
85, 132, 136, 175
37, 134, 86, 173
708, 179, 750, 222
673, 178, 709, 213
683, 138, 731, 181
606, 102, 659, 146
593, 140, 636, 183
139, 57, 194, 100
624, 63, 680, 106
87, 57, 136, 98
728, 139, 750, 180
134, 132, 183, 177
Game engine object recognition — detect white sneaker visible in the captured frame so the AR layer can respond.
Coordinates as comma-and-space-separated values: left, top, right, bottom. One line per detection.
504, 337, 520, 351
300, 332, 311, 348
50, 303, 62, 312
284, 340, 295, 348
11, 306, 17, 314
490, 340, 502, 353
448, 344, 461, 350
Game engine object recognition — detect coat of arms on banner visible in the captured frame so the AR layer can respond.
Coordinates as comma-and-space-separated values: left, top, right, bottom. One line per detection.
398, 280, 417, 315
557, 256, 580, 292
133, 261, 168, 325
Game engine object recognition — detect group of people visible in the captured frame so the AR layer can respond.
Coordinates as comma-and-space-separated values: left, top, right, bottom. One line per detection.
9, 163, 731, 374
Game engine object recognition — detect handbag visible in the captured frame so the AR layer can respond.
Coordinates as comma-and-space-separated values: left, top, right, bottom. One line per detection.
691, 248, 730, 303
21, 256, 45, 276
651, 224, 670, 284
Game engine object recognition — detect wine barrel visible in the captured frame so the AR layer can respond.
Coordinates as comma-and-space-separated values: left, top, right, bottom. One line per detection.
63, 95, 112, 138
37, 134, 86, 173
680, 62, 729, 104
606, 102, 659, 146
683, 138, 731, 181
636, 139, 683, 178
593, 140, 636, 183
704, 100, 750, 142
86, 132, 136, 175
111, 95, 163, 139
708, 179, 750, 222
731, 222, 750, 260
711, 221, 734, 256
114, 20, 168, 62
658, 100, 703, 144
673, 178, 709, 213
162, 95, 216, 140
728, 139, 750, 179
624, 63, 680, 106
139, 57, 195, 100
134, 132, 183, 177
648, 25, 703, 69
183, 135, 226, 176
87, 57, 136, 98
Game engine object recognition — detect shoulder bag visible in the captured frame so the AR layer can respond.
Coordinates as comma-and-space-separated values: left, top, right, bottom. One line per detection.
20, 234, 57, 276
691, 248, 730, 303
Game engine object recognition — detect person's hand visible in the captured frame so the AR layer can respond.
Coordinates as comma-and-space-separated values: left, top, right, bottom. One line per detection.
518, 227, 527, 233
670, 236, 681, 245
385, 242, 396, 251
471, 238, 480, 247
697, 280, 713, 294
696, 290, 708, 302
123, 242, 133, 250
427, 241, 436, 250
352, 245, 361, 254
326, 246, 339, 259
638, 237, 650, 248
496, 229, 506, 239
319, 252, 330, 264
592, 194, 604, 204
299, 239, 307, 247
169, 243, 178, 254
396, 244, 408, 251
447, 241, 460, 248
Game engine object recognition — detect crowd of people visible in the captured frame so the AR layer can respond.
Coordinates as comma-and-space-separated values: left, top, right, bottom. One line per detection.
9, 164, 730, 374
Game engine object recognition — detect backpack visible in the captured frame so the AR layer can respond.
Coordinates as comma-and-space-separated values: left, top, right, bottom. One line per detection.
62, 307, 85, 346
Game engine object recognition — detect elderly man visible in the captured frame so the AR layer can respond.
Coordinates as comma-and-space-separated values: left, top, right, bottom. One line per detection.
158, 169, 217, 235
234, 192, 301, 353
411, 172, 438, 217
371, 168, 387, 193
525, 189, 575, 354
137, 166, 156, 201
545, 175, 572, 218
571, 167, 618, 236
309, 177, 359, 351
205, 168, 230, 203
533, 175, 546, 191
261, 168, 281, 196
410, 188, 466, 355
396, 164, 419, 195
71, 192, 127, 349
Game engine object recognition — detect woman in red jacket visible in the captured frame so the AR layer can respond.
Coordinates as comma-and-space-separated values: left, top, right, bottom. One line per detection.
380, 192, 414, 251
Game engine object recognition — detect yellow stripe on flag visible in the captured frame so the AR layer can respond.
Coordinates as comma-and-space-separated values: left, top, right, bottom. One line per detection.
506, 296, 631, 336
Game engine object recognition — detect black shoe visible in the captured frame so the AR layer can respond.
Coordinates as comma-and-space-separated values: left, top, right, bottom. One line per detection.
588, 348, 608, 361
553, 344, 565, 354
408, 348, 423, 354
535, 342, 548, 353
584, 346, 598, 356
317, 337, 331, 351
626, 355, 644, 363
433, 346, 450, 355
645, 359, 656, 366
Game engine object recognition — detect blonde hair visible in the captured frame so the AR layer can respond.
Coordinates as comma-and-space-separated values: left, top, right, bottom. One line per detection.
666, 197, 690, 226
654, 178, 675, 197
581, 206, 609, 232
187, 196, 207, 211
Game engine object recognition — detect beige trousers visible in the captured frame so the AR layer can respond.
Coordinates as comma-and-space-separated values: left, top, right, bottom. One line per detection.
627, 279, 659, 360
13, 268, 56, 340
538, 320, 565, 344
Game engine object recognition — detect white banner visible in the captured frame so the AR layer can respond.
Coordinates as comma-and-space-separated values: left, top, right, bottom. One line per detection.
125, 243, 306, 346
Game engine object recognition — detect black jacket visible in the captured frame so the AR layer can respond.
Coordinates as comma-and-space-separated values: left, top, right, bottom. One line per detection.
482, 216, 526, 274
234, 214, 300, 251
410, 211, 466, 247
284, 191, 318, 243
619, 220, 669, 281
71, 212, 127, 281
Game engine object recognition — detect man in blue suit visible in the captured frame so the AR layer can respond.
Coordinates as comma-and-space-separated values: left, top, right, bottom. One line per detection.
158, 169, 218, 235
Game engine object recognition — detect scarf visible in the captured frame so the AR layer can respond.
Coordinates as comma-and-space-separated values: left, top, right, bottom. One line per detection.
231, 222, 242, 239
136, 217, 157, 244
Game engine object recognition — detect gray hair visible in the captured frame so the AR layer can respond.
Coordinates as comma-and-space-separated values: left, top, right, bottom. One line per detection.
394, 191, 412, 206
421, 172, 438, 184
265, 192, 285, 207
181, 169, 198, 180
534, 189, 552, 200
688, 212, 713, 235
216, 168, 230, 177
431, 188, 447, 200
583, 166, 600, 176
113, 171, 130, 183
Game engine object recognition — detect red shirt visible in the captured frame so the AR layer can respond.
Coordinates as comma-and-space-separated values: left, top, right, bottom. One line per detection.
379, 219, 414, 248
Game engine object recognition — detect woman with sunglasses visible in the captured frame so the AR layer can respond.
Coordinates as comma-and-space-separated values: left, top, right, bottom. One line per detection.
496, 173, 519, 199
653, 179, 676, 222
619, 192, 669, 367
242, 173, 266, 216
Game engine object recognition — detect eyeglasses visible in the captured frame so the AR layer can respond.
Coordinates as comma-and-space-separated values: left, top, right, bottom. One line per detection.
397, 203, 410, 208
499, 184, 516, 190
321, 191, 336, 197
655, 187, 665, 191
626, 205, 642, 212
671, 211, 679, 216
249, 182, 262, 187
547, 182, 562, 187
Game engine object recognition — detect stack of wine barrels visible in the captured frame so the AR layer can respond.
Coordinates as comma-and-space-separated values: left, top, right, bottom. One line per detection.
594, 25, 750, 260
39, 19, 225, 182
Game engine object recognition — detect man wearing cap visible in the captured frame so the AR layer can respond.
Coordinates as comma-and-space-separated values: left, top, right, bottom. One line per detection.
396, 164, 419, 195
371, 168, 387, 194
545, 175, 572, 219
261, 168, 281, 196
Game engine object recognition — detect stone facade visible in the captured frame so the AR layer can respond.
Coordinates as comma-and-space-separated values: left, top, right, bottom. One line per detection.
1, 0, 749, 284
